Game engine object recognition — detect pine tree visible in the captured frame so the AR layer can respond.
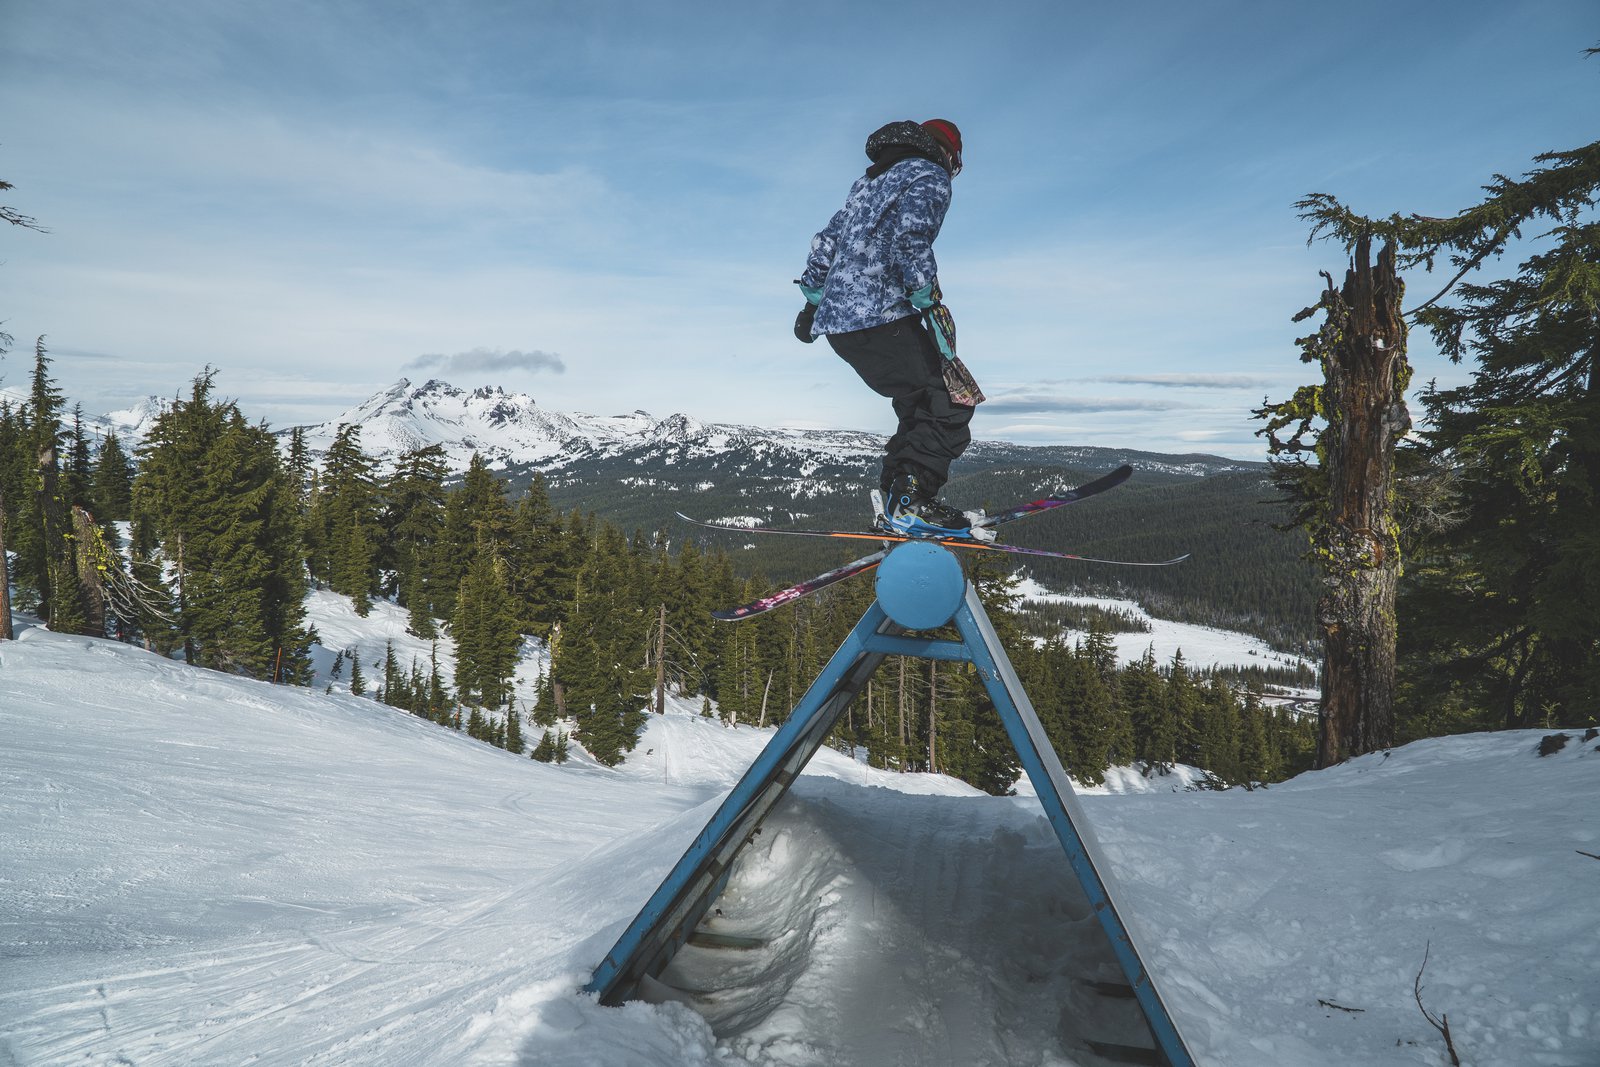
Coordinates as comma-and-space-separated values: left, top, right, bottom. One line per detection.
1237, 685, 1279, 785
1195, 676, 1243, 783
284, 425, 313, 507
505, 704, 525, 755
381, 642, 406, 708
65, 406, 92, 510
1166, 652, 1203, 768
1394, 143, 1599, 729
1125, 647, 1174, 768
381, 444, 448, 635
531, 671, 558, 727
427, 643, 452, 722
310, 425, 380, 615
1062, 648, 1117, 786
12, 338, 84, 629
506, 472, 563, 635
531, 728, 557, 762
451, 546, 523, 708
554, 526, 650, 767
349, 649, 366, 696
432, 453, 514, 622
134, 377, 311, 677
91, 430, 134, 522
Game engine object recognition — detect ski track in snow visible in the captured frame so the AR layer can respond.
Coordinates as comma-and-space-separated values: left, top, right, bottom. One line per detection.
2, 617, 1598, 1066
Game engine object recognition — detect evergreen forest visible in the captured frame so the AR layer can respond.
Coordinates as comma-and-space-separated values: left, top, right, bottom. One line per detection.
0, 352, 1316, 792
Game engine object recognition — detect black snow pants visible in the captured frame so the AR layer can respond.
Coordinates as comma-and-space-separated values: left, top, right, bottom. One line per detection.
827, 314, 973, 493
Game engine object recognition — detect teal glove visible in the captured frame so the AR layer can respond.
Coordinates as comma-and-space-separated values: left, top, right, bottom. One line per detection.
907, 281, 937, 310
798, 282, 824, 306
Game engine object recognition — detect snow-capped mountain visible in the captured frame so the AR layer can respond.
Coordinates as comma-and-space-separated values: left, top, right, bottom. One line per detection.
294, 378, 658, 469
100, 395, 169, 443
289, 378, 887, 474
47, 376, 1257, 485
1, 385, 162, 447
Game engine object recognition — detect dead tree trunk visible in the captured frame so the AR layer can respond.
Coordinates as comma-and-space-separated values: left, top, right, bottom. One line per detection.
72, 507, 107, 637
653, 603, 666, 714
1305, 236, 1411, 766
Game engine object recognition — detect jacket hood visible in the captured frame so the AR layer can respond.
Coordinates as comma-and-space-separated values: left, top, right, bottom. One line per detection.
864, 121, 950, 179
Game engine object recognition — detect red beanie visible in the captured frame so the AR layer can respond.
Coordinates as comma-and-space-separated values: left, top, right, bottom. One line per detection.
921, 119, 962, 157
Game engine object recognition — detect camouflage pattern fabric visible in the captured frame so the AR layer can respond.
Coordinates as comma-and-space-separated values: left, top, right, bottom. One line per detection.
800, 156, 951, 337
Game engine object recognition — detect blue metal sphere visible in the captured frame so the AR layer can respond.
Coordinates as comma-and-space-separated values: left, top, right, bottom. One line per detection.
875, 541, 966, 630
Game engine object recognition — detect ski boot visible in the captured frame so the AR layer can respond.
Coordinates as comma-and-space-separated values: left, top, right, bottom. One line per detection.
879, 471, 974, 538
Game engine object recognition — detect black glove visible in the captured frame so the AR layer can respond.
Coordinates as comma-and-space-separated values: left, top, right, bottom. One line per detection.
794, 302, 817, 343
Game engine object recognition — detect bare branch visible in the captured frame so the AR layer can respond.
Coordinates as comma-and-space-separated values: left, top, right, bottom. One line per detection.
0, 179, 48, 233
1317, 998, 1365, 1013
1414, 942, 1464, 1067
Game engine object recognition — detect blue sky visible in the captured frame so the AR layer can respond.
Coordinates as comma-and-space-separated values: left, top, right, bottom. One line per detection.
2, 0, 1595, 459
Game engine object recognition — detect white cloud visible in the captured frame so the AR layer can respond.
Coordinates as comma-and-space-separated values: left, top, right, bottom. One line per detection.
405, 348, 566, 375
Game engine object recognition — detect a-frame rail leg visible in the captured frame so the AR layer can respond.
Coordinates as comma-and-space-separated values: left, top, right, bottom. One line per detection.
584, 601, 898, 1005
951, 582, 1197, 1067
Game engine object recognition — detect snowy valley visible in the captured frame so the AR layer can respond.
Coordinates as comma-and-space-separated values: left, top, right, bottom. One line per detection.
2, 589, 1596, 1067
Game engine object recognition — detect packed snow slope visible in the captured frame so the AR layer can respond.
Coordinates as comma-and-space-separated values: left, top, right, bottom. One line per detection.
2, 624, 1597, 1066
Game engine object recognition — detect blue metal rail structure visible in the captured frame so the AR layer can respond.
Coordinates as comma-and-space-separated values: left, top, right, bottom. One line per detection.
584, 542, 1198, 1067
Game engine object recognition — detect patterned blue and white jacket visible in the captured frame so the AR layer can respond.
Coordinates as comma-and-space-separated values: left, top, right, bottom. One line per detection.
800, 157, 951, 337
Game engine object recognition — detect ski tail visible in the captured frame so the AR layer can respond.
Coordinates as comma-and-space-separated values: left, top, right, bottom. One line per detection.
712, 548, 889, 621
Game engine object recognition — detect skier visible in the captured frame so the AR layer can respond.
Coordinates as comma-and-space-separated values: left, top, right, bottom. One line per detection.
794, 118, 980, 536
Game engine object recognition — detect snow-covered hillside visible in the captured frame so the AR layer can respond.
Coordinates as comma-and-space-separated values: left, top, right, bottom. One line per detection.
2, 612, 1596, 1066
1016, 578, 1317, 678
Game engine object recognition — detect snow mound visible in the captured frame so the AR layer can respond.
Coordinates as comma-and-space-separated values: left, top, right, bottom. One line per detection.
2, 622, 1596, 1066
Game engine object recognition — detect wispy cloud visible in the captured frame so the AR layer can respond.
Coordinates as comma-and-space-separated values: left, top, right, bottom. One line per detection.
980, 392, 1188, 416
404, 347, 566, 376
1096, 372, 1267, 389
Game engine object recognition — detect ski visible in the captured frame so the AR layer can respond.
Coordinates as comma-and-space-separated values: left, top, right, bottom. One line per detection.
943, 540, 1190, 566
680, 464, 1135, 548
971, 463, 1132, 529
712, 548, 889, 621
693, 466, 1182, 620
682, 508, 1189, 567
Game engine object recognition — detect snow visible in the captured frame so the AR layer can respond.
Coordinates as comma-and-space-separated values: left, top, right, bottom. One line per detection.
3, 607, 1597, 1066
1014, 578, 1317, 677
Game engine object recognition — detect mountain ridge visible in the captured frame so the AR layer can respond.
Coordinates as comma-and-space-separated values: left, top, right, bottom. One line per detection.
80, 378, 1308, 645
